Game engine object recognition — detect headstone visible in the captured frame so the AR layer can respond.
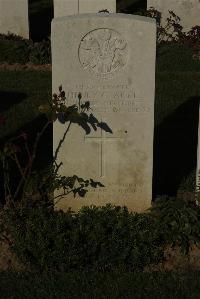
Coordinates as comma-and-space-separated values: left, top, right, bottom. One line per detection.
196, 106, 200, 192
147, 0, 200, 32
54, 0, 116, 17
52, 13, 156, 212
0, 0, 29, 38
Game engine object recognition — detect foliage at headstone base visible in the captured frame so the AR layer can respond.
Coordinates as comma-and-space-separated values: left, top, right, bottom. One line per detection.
0, 85, 163, 273
1, 87, 200, 273
0, 33, 51, 65
1, 196, 200, 273
0, 203, 164, 273
150, 196, 200, 255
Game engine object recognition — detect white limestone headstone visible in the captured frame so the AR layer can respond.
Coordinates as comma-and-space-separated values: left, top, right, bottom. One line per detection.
196, 106, 200, 192
52, 13, 156, 212
147, 0, 200, 32
0, 0, 29, 38
54, 0, 116, 17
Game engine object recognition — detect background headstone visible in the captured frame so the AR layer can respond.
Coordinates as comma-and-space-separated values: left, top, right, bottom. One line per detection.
0, 0, 29, 38
54, 0, 116, 17
147, 0, 200, 32
52, 14, 156, 212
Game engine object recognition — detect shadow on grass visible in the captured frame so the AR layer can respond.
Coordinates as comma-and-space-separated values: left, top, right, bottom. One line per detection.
153, 96, 200, 198
0, 270, 200, 298
0, 91, 27, 112
0, 114, 52, 205
22, 114, 52, 169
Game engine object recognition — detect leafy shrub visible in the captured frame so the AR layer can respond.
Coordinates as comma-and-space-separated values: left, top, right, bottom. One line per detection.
183, 26, 200, 60
74, 205, 163, 271
0, 33, 51, 65
2, 87, 164, 273
1, 204, 164, 273
0, 32, 24, 41
150, 197, 200, 254
29, 39, 51, 64
0, 18, 199, 65
147, 8, 185, 43
0, 39, 30, 64
147, 8, 200, 59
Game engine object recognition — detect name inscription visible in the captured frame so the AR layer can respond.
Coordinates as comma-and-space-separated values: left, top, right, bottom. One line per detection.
87, 182, 143, 199
64, 83, 150, 114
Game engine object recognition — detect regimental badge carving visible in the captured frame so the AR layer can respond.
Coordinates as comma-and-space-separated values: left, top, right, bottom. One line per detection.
79, 28, 128, 76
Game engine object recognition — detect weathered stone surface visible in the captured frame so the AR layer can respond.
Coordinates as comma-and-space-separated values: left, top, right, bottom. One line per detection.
52, 14, 156, 212
0, 0, 29, 38
54, 0, 116, 17
197, 106, 200, 191
147, 0, 200, 32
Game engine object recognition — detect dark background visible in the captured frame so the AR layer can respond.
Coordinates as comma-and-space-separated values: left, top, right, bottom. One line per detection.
28, 0, 147, 41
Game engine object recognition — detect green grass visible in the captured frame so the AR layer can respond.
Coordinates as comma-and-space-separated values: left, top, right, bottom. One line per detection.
155, 71, 200, 125
0, 271, 199, 298
0, 69, 51, 139
156, 43, 200, 73
0, 45, 199, 138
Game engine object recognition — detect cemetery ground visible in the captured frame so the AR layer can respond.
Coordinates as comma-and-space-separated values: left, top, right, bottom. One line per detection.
0, 271, 200, 298
0, 39, 200, 297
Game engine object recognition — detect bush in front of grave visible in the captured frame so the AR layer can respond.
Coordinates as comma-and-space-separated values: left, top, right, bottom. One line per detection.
2, 196, 200, 273
0, 34, 30, 64
150, 196, 200, 255
2, 86, 164, 273
1, 203, 164, 273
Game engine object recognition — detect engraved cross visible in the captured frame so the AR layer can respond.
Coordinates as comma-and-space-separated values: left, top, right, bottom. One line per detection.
84, 128, 126, 177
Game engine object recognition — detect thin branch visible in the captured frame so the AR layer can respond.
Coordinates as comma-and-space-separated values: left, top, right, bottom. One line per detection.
2, 158, 13, 203
2, 157, 7, 202
24, 142, 31, 161
21, 120, 51, 200
14, 120, 51, 201
13, 164, 30, 200
13, 153, 26, 180
54, 189, 74, 206
54, 161, 63, 175
53, 121, 72, 163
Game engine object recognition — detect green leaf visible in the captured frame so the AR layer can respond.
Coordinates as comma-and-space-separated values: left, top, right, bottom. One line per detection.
78, 189, 88, 197
97, 122, 113, 133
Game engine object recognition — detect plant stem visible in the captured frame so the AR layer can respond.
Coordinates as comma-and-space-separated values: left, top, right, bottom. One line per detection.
54, 189, 74, 206
13, 120, 51, 201
53, 121, 72, 163
13, 153, 26, 180
22, 120, 51, 200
